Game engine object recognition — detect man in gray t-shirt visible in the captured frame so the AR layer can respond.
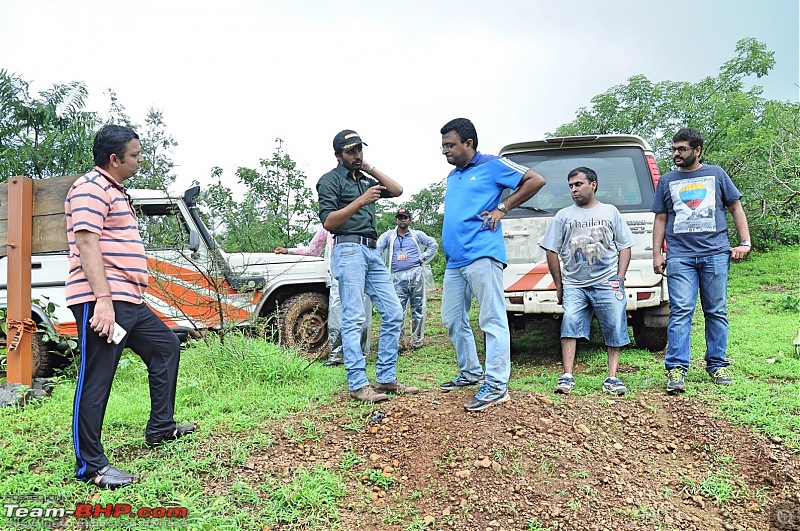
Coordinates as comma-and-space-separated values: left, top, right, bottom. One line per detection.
540, 167, 635, 396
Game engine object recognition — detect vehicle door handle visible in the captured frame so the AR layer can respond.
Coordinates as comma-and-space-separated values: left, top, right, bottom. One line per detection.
504, 230, 528, 237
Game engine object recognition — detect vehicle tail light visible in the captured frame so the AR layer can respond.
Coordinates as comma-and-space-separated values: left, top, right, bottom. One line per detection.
637, 292, 652, 301
508, 296, 524, 304
646, 154, 661, 188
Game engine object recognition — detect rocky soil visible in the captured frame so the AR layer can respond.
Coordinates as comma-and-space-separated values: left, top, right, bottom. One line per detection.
205, 386, 800, 530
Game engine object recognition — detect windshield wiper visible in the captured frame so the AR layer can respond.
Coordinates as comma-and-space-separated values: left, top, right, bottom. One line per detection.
516, 205, 548, 213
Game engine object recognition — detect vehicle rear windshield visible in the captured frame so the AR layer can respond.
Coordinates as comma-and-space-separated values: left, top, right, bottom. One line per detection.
503, 146, 655, 216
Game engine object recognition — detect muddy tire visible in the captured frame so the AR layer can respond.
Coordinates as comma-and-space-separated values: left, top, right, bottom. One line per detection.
278, 292, 330, 358
1, 331, 52, 379
631, 312, 668, 352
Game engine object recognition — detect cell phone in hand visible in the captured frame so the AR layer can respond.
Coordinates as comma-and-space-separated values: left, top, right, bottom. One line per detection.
111, 322, 127, 344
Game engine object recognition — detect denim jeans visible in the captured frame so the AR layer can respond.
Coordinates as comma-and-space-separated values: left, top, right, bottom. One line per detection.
561, 275, 630, 347
441, 257, 510, 391
327, 274, 372, 362
332, 242, 403, 391
664, 252, 732, 373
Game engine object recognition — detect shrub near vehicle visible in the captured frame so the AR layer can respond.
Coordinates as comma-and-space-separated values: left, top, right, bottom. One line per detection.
500, 135, 669, 351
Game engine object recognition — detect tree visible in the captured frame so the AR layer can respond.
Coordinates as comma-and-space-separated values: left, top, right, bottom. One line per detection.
0, 69, 99, 181
552, 38, 800, 247
198, 140, 318, 252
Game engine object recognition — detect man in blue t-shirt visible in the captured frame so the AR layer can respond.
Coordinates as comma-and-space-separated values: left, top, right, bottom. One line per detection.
651, 128, 752, 393
438, 118, 546, 412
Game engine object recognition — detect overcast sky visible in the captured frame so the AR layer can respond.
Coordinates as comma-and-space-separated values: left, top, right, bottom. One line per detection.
1, 0, 798, 199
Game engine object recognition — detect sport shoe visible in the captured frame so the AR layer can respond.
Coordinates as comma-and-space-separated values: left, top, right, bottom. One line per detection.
374, 380, 419, 395
554, 373, 575, 394
463, 384, 510, 412
666, 367, 687, 393
709, 367, 733, 385
349, 386, 389, 403
602, 377, 628, 395
440, 375, 481, 392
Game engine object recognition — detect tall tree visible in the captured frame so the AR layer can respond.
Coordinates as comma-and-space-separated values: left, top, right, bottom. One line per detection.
552, 38, 799, 247
198, 140, 318, 252
0, 69, 99, 181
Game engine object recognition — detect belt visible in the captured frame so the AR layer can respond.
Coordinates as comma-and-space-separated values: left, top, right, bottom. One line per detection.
334, 235, 377, 248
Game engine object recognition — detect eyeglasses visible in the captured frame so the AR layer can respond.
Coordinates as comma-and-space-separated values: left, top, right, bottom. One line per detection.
672, 146, 694, 153
441, 142, 462, 152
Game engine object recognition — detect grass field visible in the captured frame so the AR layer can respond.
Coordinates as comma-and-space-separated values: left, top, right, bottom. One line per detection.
1, 246, 798, 530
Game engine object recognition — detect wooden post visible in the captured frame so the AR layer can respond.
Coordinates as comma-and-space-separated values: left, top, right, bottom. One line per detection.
6, 176, 33, 386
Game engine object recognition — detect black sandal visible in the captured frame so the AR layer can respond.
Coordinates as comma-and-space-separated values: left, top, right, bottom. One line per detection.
145, 423, 196, 447
85, 465, 139, 490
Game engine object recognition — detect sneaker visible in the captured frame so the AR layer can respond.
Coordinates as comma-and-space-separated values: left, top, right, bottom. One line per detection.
709, 367, 733, 385
463, 384, 510, 412
374, 380, 419, 395
666, 367, 687, 393
554, 373, 575, 394
440, 375, 481, 392
349, 386, 389, 403
602, 377, 628, 395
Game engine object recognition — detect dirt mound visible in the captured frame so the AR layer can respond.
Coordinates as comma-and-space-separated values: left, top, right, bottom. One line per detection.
208, 388, 800, 530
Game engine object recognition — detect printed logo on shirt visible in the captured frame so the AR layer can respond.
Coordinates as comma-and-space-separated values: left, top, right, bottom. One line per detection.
470, 176, 476, 181
669, 176, 717, 234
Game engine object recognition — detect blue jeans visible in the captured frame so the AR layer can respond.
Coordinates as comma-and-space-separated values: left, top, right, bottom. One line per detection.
332, 242, 403, 391
441, 257, 510, 391
665, 252, 732, 373
561, 275, 630, 347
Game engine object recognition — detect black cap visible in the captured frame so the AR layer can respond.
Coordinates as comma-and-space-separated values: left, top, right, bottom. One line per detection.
395, 208, 411, 218
333, 129, 367, 152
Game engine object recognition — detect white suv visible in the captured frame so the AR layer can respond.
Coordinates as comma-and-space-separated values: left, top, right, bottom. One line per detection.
500, 134, 669, 351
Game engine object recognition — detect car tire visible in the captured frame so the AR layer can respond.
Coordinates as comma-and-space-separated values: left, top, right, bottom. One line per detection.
278, 292, 330, 358
631, 312, 668, 352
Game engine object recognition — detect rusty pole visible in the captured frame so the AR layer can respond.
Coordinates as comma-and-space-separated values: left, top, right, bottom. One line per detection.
6, 176, 33, 385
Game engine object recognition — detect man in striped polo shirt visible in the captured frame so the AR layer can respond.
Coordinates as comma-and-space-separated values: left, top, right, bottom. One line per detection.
439, 118, 546, 412
65, 124, 194, 489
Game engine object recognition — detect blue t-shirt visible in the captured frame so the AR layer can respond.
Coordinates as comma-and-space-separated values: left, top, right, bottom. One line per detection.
650, 164, 742, 258
442, 152, 527, 268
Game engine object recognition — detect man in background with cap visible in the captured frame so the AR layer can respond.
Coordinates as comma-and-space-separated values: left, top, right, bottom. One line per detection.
377, 208, 439, 351
317, 130, 419, 403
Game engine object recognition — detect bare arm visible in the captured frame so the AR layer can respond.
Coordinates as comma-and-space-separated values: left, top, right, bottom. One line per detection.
74, 230, 115, 342
728, 200, 751, 260
652, 212, 667, 275
617, 247, 631, 281
545, 250, 563, 305
482, 169, 547, 231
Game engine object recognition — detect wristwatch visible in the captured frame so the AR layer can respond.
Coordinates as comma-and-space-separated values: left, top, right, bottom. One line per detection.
497, 202, 508, 213
739, 240, 751, 247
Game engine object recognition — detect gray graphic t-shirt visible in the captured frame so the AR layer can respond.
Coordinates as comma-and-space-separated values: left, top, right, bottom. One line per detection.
540, 202, 635, 288
650, 164, 742, 257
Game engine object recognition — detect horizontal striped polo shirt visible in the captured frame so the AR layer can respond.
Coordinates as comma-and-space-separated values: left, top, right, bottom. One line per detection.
64, 167, 148, 306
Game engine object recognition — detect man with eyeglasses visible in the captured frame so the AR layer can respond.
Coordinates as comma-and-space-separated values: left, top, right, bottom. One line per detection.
438, 118, 546, 412
377, 208, 439, 351
652, 127, 752, 393
317, 129, 419, 403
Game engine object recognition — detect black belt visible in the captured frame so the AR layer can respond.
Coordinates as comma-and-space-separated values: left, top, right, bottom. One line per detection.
334, 235, 377, 248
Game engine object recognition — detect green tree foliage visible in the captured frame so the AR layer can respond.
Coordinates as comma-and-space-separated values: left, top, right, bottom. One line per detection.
0, 69, 99, 180
552, 38, 800, 247
198, 141, 318, 252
